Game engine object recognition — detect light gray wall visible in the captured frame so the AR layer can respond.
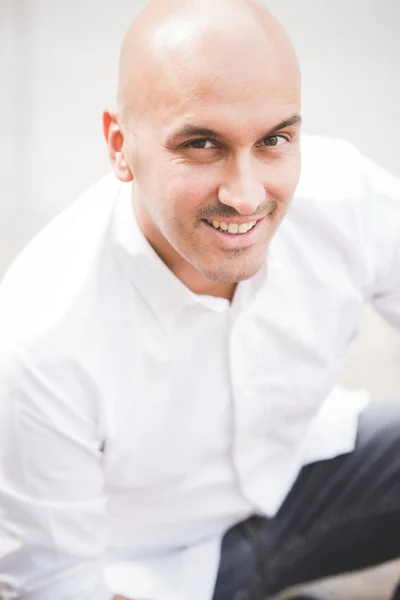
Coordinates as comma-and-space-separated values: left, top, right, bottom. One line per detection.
1, 0, 399, 393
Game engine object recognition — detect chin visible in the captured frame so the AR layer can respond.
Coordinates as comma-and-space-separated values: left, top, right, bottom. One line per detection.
200, 257, 265, 284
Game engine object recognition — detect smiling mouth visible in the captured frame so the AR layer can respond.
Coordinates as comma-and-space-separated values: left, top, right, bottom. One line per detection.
203, 219, 258, 235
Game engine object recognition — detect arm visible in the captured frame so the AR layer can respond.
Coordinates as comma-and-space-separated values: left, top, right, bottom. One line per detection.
359, 155, 400, 327
0, 343, 112, 599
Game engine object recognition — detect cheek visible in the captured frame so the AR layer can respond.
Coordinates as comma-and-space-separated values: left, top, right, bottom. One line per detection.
266, 155, 301, 204
162, 168, 218, 222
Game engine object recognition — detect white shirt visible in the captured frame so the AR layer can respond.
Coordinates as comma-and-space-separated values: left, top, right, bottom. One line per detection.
0, 135, 399, 600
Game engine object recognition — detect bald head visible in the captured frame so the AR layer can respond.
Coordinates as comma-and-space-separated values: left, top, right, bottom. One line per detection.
117, 0, 300, 124
104, 0, 302, 293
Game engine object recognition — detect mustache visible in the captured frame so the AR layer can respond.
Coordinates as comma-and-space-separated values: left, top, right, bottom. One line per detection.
196, 201, 277, 221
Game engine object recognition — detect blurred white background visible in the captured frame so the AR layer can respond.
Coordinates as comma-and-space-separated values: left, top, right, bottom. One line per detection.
0, 0, 399, 393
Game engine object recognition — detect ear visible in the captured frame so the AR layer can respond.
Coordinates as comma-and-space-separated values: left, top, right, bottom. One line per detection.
102, 109, 133, 182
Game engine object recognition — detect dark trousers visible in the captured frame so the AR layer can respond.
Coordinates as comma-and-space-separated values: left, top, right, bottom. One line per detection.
212, 400, 400, 600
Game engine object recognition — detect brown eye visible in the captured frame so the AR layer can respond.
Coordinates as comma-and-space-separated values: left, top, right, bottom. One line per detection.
262, 135, 287, 147
186, 139, 216, 149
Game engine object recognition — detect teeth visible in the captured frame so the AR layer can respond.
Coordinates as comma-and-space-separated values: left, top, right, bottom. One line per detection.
207, 220, 257, 234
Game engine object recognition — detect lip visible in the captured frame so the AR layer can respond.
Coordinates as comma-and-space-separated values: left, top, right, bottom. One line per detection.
202, 217, 266, 249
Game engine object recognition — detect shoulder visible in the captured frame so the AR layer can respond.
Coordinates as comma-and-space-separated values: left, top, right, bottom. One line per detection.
297, 134, 365, 202
295, 134, 400, 229
278, 136, 370, 289
0, 174, 123, 350
288, 134, 368, 241
281, 135, 400, 294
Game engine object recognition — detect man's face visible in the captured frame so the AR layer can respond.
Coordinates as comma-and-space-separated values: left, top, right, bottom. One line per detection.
124, 39, 302, 284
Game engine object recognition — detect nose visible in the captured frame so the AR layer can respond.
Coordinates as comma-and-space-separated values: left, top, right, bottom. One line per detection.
218, 155, 266, 216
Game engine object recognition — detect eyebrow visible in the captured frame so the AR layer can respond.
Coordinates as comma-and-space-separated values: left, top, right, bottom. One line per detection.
167, 114, 302, 142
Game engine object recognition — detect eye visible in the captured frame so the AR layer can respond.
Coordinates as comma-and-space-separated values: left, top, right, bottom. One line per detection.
184, 139, 217, 150
260, 135, 288, 147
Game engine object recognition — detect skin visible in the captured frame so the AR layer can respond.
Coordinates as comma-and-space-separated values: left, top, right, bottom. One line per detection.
103, 0, 302, 302
107, 2, 301, 598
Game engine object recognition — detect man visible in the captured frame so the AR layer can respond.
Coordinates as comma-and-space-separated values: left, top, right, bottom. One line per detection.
0, 0, 399, 599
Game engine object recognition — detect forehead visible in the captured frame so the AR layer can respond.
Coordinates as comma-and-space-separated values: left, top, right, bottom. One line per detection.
147, 74, 300, 140
136, 32, 301, 130
142, 81, 300, 145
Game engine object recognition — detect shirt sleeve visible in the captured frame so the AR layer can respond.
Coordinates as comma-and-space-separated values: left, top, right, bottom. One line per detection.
0, 343, 113, 600
359, 155, 400, 328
